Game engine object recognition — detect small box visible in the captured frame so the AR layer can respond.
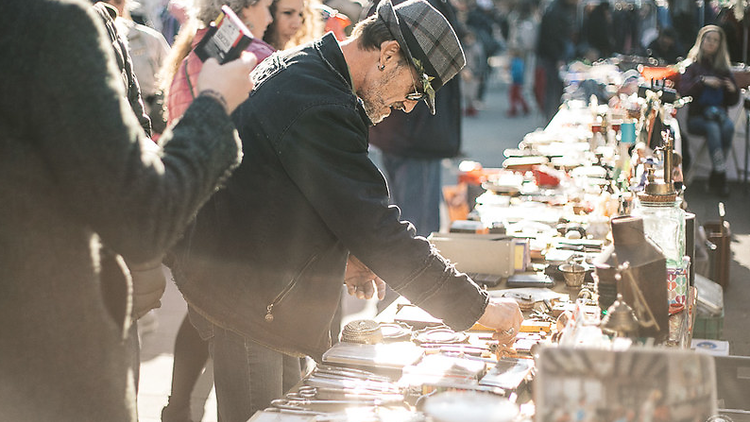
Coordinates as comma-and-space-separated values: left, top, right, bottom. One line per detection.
520, 320, 552, 333
691, 339, 729, 356
428, 233, 516, 278
448, 220, 487, 233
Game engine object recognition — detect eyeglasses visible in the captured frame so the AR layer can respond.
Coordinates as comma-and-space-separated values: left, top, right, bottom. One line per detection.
406, 66, 426, 101
406, 89, 426, 101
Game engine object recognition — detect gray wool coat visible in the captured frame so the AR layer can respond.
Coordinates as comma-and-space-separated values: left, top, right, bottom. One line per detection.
0, 0, 243, 420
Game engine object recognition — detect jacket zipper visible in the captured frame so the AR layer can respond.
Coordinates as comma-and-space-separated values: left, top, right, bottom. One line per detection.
265, 254, 318, 322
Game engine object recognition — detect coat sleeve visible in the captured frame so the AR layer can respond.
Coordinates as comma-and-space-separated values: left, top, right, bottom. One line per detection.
678, 63, 703, 98
277, 105, 489, 331
723, 72, 741, 108
28, 3, 242, 264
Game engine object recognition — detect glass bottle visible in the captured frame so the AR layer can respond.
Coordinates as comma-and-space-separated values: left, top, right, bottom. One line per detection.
633, 130, 687, 304
634, 196, 685, 266
632, 132, 687, 306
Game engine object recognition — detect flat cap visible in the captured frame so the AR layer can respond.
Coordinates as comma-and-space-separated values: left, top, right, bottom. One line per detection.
378, 0, 465, 114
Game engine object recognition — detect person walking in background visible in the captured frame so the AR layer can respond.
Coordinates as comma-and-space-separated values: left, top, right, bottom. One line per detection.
677, 25, 739, 197
580, 1, 614, 59
467, 0, 504, 103
104, 0, 172, 138
647, 26, 685, 64
93, 0, 153, 136
506, 0, 538, 113
160, 0, 190, 44
367, 0, 464, 238
535, 0, 578, 123
461, 30, 484, 116
0, 0, 255, 420
169, 1, 523, 419
367, 0, 466, 311
507, 47, 530, 116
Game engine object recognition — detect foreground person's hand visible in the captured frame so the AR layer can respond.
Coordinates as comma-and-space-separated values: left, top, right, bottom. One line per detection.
477, 297, 523, 345
130, 258, 167, 320
344, 255, 386, 300
197, 53, 257, 114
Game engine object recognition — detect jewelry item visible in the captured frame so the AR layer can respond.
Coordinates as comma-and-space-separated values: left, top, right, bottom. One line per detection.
377, 63, 385, 71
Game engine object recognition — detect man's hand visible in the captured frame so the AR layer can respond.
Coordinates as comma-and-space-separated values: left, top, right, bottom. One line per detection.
477, 297, 523, 345
130, 259, 167, 320
702, 75, 722, 88
724, 77, 737, 93
344, 255, 386, 300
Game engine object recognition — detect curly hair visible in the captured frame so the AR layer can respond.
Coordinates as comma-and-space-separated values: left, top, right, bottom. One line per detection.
263, 0, 324, 50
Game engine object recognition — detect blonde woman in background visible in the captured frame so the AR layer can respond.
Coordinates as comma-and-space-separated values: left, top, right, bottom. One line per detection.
677, 25, 739, 197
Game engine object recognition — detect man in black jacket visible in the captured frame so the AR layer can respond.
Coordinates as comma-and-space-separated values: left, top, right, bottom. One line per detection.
172, 1, 523, 420
536, 0, 579, 123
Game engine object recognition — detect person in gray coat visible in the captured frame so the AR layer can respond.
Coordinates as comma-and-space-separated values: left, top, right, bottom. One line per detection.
0, 0, 256, 420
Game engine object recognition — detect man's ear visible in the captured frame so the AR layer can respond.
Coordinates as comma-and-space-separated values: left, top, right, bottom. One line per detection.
379, 40, 402, 67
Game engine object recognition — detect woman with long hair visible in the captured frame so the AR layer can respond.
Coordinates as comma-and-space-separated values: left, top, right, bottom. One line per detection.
160, 0, 274, 126
159, 2, 273, 421
159, 1, 322, 420
263, 0, 323, 50
678, 24, 740, 196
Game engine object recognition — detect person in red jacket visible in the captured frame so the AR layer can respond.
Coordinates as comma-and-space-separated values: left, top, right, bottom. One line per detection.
163, 0, 274, 126
159, 3, 272, 420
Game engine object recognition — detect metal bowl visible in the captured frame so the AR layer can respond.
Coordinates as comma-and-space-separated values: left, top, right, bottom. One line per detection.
558, 263, 587, 287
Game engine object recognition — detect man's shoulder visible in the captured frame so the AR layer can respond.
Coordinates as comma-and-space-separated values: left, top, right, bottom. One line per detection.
253, 46, 350, 98
132, 22, 169, 43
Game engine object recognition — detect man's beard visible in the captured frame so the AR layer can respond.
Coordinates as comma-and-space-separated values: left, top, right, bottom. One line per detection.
362, 94, 389, 124
360, 83, 389, 124
359, 66, 400, 125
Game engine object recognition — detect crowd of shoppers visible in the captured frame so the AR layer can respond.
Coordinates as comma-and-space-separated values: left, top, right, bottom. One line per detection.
4, 0, 748, 421
1, 0, 523, 421
169, 2, 522, 419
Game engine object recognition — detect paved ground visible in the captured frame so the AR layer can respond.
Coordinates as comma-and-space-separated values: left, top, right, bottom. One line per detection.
135, 75, 750, 421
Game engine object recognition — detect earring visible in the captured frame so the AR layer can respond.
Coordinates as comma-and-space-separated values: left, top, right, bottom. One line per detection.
377, 63, 385, 71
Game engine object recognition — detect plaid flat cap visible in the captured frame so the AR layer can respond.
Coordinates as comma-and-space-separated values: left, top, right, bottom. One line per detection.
377, 0, 465, 114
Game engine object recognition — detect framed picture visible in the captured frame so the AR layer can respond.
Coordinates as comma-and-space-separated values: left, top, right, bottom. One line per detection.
535, 346, 717, 422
